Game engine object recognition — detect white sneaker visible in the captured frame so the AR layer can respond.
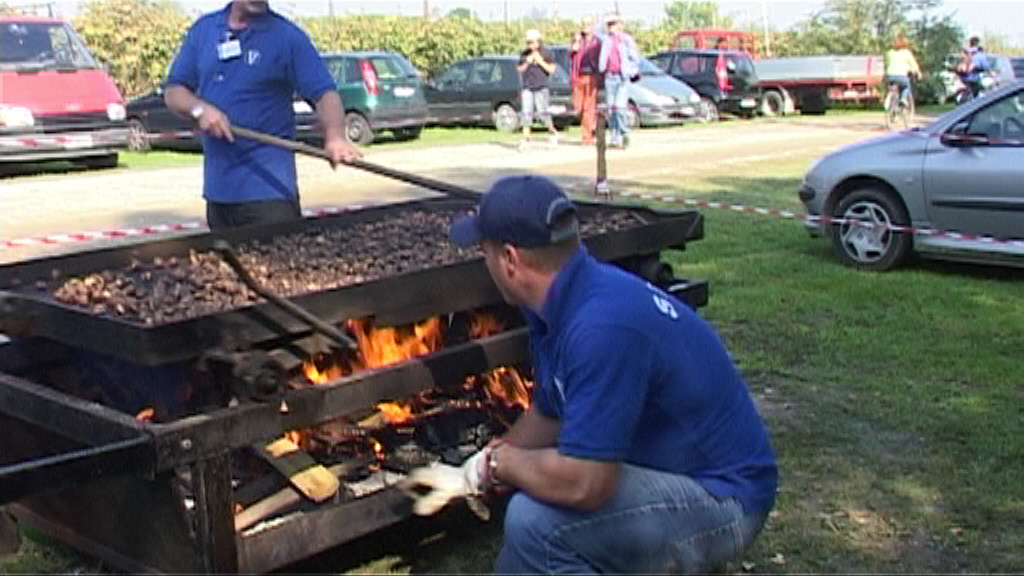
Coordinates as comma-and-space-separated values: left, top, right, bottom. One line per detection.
517, 140, 529, 152
548, 134, 559, 147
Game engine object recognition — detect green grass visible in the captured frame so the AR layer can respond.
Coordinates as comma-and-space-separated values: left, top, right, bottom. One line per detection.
4, 127, 1022, 575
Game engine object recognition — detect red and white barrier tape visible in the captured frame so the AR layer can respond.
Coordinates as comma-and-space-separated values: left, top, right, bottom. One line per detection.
0, 204, 379, 252
614, 191, 1024, 247
0, 133, 125, 149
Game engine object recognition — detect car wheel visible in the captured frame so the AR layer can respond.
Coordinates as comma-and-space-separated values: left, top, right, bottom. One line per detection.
74, 154, 119, 170
625, 102, 641, 129
829, 186, 912, 271
345, 112, 374, 145
127, 118, 150, 152
493, 103, 519, 133
393, 126, 423, 141
762, 90, 785, 117
699, 97, 719, 123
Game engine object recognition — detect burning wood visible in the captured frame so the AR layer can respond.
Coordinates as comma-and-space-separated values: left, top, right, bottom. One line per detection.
135, 407, 155, 422
275, 311, 532, 502
376, 402, 414, 424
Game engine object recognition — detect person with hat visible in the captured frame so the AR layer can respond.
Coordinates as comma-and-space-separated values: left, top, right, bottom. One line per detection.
517, 29, 560, 151
598, 12, 640, 148
571, 16, 602, 145
401, 175, 778, 574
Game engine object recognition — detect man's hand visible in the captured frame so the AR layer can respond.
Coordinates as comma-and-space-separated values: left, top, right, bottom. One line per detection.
324, 136, 361, 168
398, 448, 492, 520
196, 104, 234, 142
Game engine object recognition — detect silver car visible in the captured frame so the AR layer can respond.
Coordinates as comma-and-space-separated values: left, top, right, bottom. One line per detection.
624, 58, 702, 129
800, 81, 1024, 270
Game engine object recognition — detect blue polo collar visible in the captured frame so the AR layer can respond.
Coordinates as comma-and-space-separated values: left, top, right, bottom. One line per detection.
216, 2, 273, 32
526, 246, 590, 336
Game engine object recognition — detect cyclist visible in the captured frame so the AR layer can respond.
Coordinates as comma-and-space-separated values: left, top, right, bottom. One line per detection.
884, 36, 922, 108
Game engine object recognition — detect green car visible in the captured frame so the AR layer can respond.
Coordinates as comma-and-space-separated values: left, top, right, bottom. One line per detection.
298, 51, 429, 145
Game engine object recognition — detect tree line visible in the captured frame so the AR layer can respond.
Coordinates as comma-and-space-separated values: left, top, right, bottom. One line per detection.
51, 0, 1001, 101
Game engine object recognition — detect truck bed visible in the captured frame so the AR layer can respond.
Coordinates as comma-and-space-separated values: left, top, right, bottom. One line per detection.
754, 55, 884, 84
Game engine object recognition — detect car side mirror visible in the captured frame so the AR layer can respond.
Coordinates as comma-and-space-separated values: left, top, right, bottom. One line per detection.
940, 132, 988, 148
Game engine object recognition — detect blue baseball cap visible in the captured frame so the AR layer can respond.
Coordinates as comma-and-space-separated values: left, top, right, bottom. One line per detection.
450, 175, 579, 249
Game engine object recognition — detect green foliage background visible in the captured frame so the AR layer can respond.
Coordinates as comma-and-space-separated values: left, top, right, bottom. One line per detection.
63, 0, 986, 101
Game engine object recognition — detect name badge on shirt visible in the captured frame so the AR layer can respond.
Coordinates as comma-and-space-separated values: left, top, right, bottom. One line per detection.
218, 39, 242, 61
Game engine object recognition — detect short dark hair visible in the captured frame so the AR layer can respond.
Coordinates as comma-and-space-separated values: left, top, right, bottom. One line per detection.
519, 236, 580, 272
969, 36, 980, 47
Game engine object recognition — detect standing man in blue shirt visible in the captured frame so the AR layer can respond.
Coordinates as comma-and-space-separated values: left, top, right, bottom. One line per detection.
402, 175, 778, 574
165, 0, 360, 230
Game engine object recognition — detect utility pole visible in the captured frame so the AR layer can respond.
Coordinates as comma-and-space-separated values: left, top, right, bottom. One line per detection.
761, 0, 771, 57
327, 0, 334, 17
551, 0, 558, 20
422, 0, 429, 20
503, 0, 509, 25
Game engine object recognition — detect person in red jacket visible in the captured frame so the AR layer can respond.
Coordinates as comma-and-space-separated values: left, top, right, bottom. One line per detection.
570, 16, 601, 145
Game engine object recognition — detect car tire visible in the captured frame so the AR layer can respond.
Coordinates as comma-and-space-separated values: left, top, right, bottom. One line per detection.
393, 126, 423, 141
345, 112, 374, 145
829, 186, 912, 271
493, 103, 519, 133
625, 102, 641, 129
127, 118, 150, 152
74, 154, 119, 170
699, 97, 719, 123
762, 90, 785, 117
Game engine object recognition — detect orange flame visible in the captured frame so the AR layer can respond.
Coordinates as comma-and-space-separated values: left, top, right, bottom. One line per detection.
347, 317, 444, 370
376, 401, 415, 424
480, 366, 533, 410
135, 407, 155, 422
469, 313, 505, 339
371, 439, 384, 460
303, 352, 346, 385
292, 312, 521, 450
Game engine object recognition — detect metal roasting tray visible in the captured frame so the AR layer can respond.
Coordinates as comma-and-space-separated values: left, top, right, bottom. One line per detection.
0, 197, 703, 365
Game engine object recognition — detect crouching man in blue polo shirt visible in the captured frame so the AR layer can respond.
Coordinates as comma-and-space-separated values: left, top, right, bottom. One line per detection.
401, 175, 778, 574
165, 0, 360, 230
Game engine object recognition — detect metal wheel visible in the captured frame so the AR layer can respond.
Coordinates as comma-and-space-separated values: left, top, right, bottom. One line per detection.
762, 90, 785, 117
829, 187, 912, 271
127, 118, 150, 152
625, 102, 641, 130
493, 103, 519, 133
884, 88, 899, 130
345, 112, 374, 145
699, 97, 719, 123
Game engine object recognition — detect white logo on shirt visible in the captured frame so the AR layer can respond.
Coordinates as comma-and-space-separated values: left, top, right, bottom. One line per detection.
247, 49, 261, 66
552, 376, 566, 404
647, 282, 679, 319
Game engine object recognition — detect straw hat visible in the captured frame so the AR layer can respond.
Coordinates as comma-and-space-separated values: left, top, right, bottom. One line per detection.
605, 12, 622, 25
526, 29, 542, 42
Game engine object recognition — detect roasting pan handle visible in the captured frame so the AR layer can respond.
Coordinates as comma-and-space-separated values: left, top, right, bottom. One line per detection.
231, 126, 482, 202
0, 435, 151, 506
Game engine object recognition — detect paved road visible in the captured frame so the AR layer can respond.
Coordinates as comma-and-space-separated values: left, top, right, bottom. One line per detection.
0, 116, 887, 263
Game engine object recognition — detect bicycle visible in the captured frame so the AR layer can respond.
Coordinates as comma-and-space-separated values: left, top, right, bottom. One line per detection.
883, 76, 915, 131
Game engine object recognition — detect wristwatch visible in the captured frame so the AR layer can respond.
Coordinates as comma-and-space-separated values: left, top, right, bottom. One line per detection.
487, 442, 503, 486
190, 104, 205, 121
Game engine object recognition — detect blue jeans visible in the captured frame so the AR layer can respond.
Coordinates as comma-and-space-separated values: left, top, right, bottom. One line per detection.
604, 74, 631, 144
495, 465, 769, 574
885, 74, 912, 104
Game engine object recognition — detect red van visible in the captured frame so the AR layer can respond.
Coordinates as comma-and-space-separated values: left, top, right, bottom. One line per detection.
0, 14, 129, 168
